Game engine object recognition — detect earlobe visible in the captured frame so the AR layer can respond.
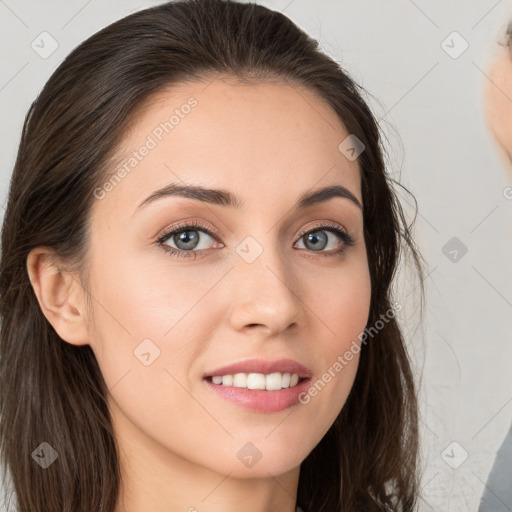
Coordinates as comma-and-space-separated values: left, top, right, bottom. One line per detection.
26, 247, 90, 346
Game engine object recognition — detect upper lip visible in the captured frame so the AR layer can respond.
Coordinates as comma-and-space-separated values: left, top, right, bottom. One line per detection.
204, 358, 313, 379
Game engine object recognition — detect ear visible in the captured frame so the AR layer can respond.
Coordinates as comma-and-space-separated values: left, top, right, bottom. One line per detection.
26, 247, 90, 346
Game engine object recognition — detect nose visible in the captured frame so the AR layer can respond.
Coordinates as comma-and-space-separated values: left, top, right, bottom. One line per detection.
227, 245, 304, 336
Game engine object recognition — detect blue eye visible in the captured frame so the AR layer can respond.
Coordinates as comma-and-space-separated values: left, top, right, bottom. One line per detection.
155, 220, 355, 259
296, 227, 355, 253
155, 220, 221, 259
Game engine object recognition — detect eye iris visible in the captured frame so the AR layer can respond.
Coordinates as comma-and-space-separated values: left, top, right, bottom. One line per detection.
175, 230, 200, 250
305, 230, 327, 251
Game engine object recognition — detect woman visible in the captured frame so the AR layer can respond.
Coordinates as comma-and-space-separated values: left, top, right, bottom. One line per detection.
480, 19, 512, 512
0, 0, 425, 511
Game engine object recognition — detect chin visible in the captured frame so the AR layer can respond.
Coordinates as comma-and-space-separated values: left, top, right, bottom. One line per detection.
198, 442, 306, 479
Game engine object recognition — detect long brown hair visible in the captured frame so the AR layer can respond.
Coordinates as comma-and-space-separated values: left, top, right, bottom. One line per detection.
0, 1, 425, 510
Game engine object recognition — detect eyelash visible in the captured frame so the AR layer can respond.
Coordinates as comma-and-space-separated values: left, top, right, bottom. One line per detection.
155, 220, 355, 259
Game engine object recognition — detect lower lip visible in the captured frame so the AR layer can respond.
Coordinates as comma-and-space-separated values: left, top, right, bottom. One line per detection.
202, 377, 311, 413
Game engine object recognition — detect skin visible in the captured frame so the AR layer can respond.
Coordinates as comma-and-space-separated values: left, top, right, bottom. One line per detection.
484, 44, 512, 170
26, 76, 372, 512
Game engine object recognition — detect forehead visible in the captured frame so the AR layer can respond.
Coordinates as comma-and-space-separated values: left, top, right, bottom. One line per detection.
94, 76, 362, 220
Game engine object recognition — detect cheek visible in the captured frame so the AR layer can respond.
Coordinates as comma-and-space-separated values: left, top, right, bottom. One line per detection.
88, 247, 224, 344
86, 256, 225, 460
86, 251, 230, 420
306, 252, 371, 348
294, 253, 371, 419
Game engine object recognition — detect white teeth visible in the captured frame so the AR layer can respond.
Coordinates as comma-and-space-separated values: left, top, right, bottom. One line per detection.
233, 373, 247, 387
221, 375, 232, 386
247, 373, 265, 389
210, 372, 301, 390
265, 372, 283, 391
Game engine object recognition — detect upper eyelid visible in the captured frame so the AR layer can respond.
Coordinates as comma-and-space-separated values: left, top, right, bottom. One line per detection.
156, 221, 220, 245
296, 221, 349, 238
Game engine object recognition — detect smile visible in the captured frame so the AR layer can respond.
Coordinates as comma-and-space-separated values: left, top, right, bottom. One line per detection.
207, 371, 301, 390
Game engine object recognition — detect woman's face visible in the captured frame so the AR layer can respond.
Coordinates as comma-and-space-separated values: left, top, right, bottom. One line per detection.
84, 76, 371, 479
485, 46, 512, 169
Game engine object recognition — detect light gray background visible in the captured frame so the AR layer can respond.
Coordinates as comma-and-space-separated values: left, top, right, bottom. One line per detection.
1, 1, 512, 511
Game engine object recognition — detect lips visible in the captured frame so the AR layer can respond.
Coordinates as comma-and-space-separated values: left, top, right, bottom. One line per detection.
203, 376, 312, 413
203, 358, 313, 380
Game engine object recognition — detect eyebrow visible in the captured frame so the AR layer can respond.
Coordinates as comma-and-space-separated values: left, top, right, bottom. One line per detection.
133, 182, 363, 216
